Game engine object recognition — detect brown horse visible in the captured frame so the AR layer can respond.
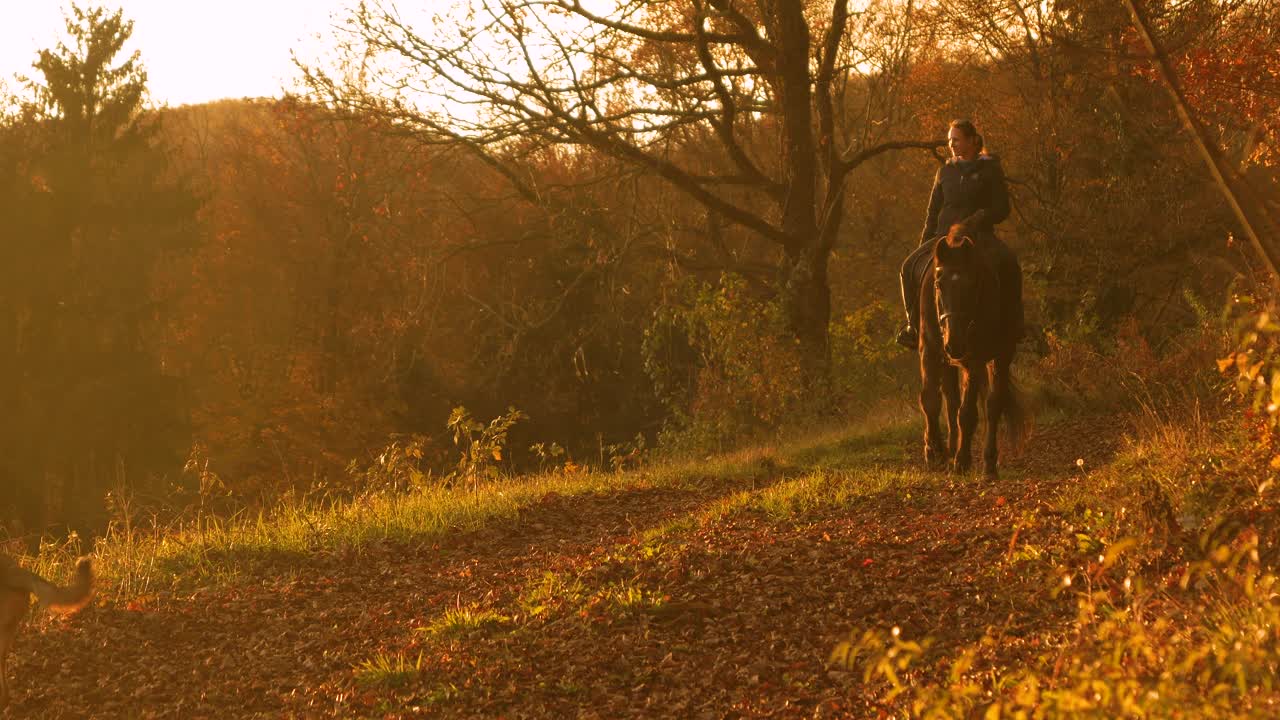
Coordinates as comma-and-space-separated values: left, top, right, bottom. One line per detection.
916, 224, 1027, 477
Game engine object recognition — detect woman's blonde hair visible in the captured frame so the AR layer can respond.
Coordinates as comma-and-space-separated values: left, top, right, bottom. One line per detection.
949, 119, 984, 152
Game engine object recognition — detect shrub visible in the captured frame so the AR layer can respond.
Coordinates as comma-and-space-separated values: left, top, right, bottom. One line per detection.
1218, 292, 1280, 432
835, 534, 1280, 718
345, 433, 438, 493
829, 299, 913, 409
446, 406, 526, 489
1030, 303, 1225, 429
643, 274, 809, 452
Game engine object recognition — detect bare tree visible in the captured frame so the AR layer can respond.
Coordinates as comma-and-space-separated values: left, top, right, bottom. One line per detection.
306, 0, 943, 370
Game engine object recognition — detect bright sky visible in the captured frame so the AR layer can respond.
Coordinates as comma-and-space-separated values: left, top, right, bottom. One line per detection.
1, 1, 360, 106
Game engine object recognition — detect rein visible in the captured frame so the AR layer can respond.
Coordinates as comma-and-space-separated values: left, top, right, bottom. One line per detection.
935, 245, 1000, 361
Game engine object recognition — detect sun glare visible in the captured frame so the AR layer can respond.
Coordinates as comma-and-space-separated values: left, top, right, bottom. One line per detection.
2, 0, 360, 106
1, 1, 633, 116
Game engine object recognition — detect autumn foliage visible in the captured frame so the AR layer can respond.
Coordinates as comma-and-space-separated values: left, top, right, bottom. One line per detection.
4, 3, 1280, 718
0, 0, 1275, 540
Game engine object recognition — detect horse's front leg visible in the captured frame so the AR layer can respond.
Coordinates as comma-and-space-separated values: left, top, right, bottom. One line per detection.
983, 359, 1010, 479
942, 364, 960, 458
919, 347, 947, 470
952, 366, 980, 474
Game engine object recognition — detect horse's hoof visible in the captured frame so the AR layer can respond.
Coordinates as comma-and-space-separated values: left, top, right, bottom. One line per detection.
950, 460, 971, 475
983, 467, 999, 480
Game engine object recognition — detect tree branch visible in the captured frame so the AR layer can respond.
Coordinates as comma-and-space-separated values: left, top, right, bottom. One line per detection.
704, 0, 777, 72
836, 139, 947, 176
815, 0, 850, 177
548, 0, 739, 45
819, 138, 947, 254
692, 0, 781, 201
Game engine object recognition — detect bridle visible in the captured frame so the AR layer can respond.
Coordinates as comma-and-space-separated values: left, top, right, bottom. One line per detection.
938, 311, 976, 359
935, 269, 978, 360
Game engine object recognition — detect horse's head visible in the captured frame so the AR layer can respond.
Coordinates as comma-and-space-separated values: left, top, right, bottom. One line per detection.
933, 225, 984, 361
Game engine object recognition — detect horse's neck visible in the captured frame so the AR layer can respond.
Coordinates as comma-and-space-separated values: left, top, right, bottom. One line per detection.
976, 263, 1004, 343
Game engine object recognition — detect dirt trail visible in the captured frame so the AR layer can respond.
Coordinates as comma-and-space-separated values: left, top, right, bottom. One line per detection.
7, 416, 1121, 719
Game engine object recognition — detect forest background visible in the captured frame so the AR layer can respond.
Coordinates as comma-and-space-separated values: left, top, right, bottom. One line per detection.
0, 0, 1275, 540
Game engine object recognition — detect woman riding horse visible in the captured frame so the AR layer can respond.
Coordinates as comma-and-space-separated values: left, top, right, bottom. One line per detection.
896, 119, 1022, 348
921, 224, 1028, 476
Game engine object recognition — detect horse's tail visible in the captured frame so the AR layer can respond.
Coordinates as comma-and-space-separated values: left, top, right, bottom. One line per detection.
1002, 374, 1032, 452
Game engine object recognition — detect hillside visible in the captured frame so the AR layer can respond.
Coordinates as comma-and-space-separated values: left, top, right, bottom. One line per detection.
12, 403, 1243, 719
2, 3, 1278, 718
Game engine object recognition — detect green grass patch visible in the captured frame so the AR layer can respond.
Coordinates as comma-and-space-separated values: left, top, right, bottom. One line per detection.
24, 400, 923, 607
33, 468, 675, 603
353, 651, 424, 688
590, 580, 668, 617
673, 463, 926, 526
781, 421, 916, 470
518, 571, 589, 619
744, 467, 920, 519
417, 606, 510, 640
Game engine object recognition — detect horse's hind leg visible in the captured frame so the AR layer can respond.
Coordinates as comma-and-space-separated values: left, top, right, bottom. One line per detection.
983, 358, 1011, 479
920, 350, 947, 469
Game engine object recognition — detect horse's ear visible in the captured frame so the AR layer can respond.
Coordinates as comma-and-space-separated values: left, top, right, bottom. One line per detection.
959, 234, 975, 249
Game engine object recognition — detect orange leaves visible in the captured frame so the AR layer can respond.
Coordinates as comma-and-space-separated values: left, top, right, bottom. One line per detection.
1133, 14, 1280, 166
1218, 353, 1246, 374
1218, 353, 1266, 384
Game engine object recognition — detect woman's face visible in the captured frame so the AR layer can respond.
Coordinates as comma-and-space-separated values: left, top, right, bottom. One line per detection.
948, 127, 979, 161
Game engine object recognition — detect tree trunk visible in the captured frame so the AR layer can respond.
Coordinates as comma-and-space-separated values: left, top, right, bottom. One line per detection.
780, 245, 831, 378
770, 2, 828, 374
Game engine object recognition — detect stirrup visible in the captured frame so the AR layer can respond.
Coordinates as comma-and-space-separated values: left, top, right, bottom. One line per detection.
895, 325, 917, 348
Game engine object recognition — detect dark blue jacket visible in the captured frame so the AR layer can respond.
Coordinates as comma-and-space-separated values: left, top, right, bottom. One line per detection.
919, 155, 1010, 245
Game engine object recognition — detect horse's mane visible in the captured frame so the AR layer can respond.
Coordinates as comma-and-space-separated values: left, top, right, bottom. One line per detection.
932, 223, 978, 267
944, 223, 973, 249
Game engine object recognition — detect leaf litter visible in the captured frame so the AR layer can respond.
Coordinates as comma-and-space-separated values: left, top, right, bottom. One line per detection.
8, 417, 1121, 718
